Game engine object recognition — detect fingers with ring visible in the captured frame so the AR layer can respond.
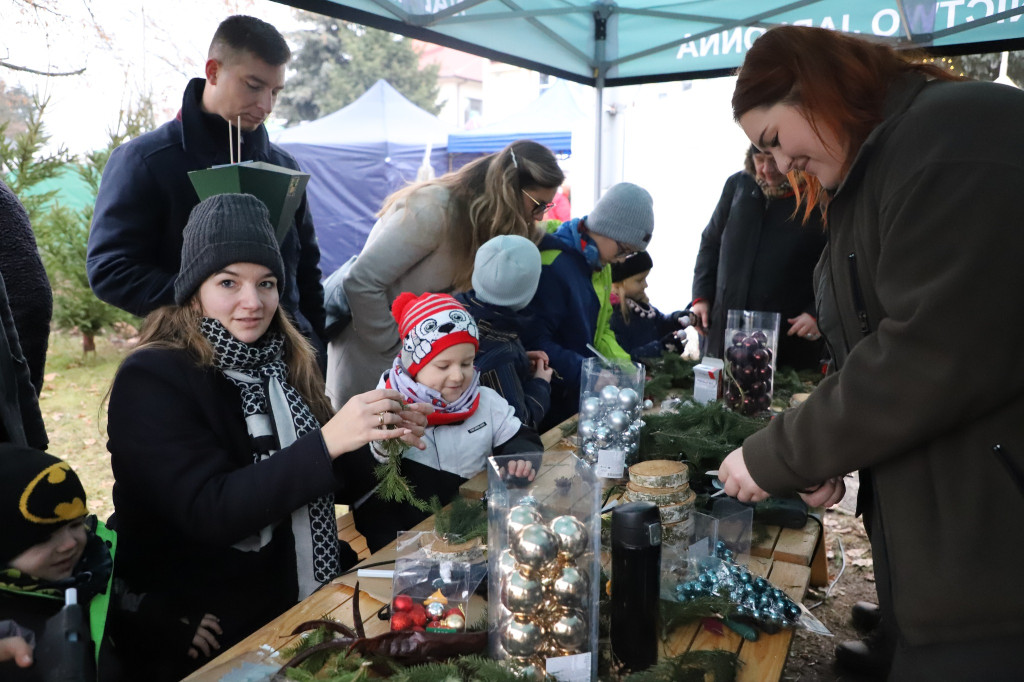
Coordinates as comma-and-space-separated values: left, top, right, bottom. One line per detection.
378, 412, 387, 427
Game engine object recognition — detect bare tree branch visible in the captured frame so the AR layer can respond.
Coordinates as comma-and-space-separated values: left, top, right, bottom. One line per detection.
0, 60, 86, 77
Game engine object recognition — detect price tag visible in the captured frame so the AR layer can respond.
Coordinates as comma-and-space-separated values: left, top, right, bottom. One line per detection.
595, 448, 625, 478
546, 652, 592, 681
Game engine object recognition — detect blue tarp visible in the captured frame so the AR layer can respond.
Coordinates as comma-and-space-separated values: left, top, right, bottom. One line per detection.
447, 81, 586, 154
273, 80, 450, 276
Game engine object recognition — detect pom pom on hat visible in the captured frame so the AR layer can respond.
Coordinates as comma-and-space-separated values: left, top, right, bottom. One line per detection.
586, 182, 654, 252
174, 193, 286, 304
611, 250, 654, 283
0, 444, 87, 565
471, 235, 542, 311
392, 292, 479, 377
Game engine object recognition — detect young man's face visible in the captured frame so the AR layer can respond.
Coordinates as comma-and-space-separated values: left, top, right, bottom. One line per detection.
9, 517, 88, 582
205, 50, 286, 132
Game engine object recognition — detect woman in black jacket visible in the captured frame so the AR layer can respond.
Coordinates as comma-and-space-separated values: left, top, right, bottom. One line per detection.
105, 194, 430, 680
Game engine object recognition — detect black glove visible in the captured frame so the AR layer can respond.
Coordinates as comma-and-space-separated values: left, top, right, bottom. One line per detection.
660, 331, 686, 353
668, 310, 693, 328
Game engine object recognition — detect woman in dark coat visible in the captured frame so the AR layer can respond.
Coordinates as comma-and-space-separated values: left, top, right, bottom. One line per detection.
719, 25, 1024, 680
105, 194, 430, 680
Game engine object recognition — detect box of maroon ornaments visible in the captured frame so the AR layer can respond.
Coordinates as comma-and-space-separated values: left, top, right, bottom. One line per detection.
723, 310, 781, 417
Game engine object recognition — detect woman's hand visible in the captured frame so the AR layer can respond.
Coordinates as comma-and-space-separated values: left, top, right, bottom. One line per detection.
690, 300, 710, 335
787, 313, 821, 341
718, 448, 771, 503
0, 636, 33, 668
322, 389, 432, 458
799, 477, 846, 508
186, 614, 222, 660
528, 351, 554, 382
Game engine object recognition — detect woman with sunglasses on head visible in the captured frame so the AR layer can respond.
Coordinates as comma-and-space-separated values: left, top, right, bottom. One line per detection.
716, 25, 1024, 680
521, 182, 655, 431
326, 140, 564, 410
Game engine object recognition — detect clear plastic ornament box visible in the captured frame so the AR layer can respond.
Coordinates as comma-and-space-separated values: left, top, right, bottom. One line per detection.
576, 357, 646, 479
724, 309, 781, 417
487, 453, 600, 681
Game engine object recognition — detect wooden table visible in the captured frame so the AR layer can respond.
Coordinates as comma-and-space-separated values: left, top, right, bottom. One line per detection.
188, 416, 827, 681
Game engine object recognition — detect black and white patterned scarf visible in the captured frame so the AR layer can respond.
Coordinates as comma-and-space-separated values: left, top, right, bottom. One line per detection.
201, 318, 339, 598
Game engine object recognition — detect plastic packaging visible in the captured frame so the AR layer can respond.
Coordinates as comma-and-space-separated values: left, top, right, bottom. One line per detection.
577, 357, 646, 478
723, 309, 780, 416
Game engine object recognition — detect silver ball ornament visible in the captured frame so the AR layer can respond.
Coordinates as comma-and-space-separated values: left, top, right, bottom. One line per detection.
580, 396, 603, 419
549, 515, 589, 560
550, 565, 590, 610
577, 419, 597, 441
599, 384, 620, 406
501, 617, 544, 657
617, 387, 640, 411
512, 523, 558, 572
643, 399, 654, 410
581, 441, 599, 462
624, 441, 639, 457
548, 610, 588, 651
606, 409, 629, 432
426, 601, 445, 619
626, 424, 642, 441
501, 570, 545, 613
592, 425, 611, 448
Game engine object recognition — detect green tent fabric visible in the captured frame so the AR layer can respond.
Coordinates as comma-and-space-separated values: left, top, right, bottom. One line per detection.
17, 166, 92, 212
271, 1, 1024, 87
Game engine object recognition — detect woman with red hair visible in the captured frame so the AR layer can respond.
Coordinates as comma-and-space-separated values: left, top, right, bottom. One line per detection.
718, 25, 1024, 679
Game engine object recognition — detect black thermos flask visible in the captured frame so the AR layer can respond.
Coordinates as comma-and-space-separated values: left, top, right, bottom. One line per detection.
36, 587, 96, 682
611, 501, 662, 671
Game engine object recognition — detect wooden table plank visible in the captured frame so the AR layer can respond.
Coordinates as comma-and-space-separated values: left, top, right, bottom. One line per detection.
734, 561, 811, 682
750, 523, 781, 558
773, 518, 820, 566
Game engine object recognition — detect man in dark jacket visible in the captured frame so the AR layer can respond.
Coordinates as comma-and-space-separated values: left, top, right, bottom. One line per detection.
690, 147, 825, 370
86, 15, 326, 352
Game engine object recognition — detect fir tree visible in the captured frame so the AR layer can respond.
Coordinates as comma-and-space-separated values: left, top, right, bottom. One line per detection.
277, 13, 441, 125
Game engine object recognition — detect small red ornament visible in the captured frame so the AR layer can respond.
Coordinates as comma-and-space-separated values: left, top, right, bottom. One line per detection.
391, 612, 413, 631
410, 604, 428, 627
428, 619, 442, 629
393, 594, 414, 612
443, 606, 464, 619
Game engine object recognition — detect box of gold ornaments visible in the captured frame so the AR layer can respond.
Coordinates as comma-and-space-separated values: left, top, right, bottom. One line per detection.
487, 453, 600, 680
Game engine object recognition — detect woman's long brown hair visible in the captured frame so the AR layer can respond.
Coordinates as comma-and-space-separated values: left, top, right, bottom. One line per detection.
377, 140, 564, 290
732, 26, 961, 221
126, 302, 334, 424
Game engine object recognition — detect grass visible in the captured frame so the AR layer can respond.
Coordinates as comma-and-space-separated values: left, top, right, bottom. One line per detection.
40, 331, 128, 522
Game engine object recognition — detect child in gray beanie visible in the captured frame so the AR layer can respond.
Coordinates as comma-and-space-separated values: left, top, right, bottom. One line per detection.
522, 182, 655, 430
455, 235, 553, 430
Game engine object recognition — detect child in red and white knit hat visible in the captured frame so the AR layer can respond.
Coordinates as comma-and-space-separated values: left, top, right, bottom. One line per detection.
354, 292, 542, 552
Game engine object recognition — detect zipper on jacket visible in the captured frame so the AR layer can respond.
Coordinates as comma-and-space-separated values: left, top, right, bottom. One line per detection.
992, 444, 1024, 499
847, 253, 871, 337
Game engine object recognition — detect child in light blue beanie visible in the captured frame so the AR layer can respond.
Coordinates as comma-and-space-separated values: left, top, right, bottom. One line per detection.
455, 235, 553, 430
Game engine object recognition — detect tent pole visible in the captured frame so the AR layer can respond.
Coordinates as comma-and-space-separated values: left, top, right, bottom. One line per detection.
593, 5, 610, 203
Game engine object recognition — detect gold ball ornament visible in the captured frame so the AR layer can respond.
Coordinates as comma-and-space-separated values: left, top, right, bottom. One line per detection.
501, 569, 546, 613
501, 616, 545, 657
444, 613, 466, 630
507, 505, 543, 543
549, 515, 589, 560
547, 610, 588, 652
512, 523, 559, 573
551, 564, 590, 611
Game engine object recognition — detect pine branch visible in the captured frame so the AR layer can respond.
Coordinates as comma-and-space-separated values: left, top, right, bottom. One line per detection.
430, 496, 488, 544
374, 448, 432, 512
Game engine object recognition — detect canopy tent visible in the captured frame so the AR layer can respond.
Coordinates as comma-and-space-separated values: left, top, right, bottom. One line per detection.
274, 79, 450, 275
272, 1, 1024, 88
447, 80, 588, 154
273, 1, 1024, 194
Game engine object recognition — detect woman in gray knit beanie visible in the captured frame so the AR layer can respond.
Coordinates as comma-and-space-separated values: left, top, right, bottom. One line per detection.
103, 193, 431, 679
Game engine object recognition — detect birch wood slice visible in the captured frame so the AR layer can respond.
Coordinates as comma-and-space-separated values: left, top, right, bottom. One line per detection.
624, 481, 692, 505
628, 460, 689, 488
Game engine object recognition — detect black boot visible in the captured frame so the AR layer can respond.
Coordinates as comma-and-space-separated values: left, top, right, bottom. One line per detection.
851, 601, 881, 632
834, 629, 893, 679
